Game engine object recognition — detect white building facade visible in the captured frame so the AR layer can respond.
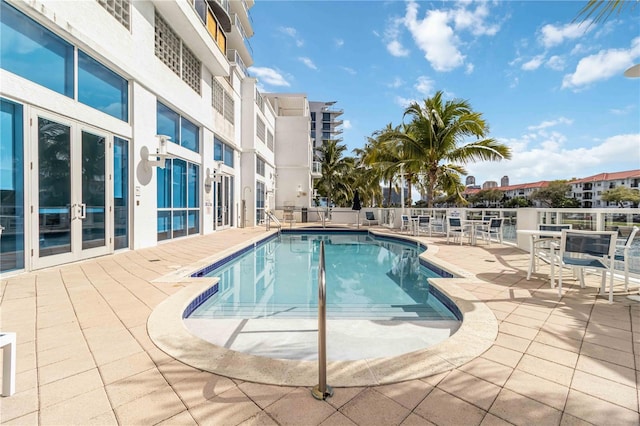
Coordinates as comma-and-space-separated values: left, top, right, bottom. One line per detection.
0, 0, 303, 274
570, 170, 640, 208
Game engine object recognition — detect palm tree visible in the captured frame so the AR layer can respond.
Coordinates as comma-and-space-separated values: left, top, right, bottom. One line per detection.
380, 91, 511, 208
315, 139, 352, 209
575, 0, 638, 24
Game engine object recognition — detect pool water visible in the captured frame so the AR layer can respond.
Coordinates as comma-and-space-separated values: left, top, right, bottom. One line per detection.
188, 232, 458, 321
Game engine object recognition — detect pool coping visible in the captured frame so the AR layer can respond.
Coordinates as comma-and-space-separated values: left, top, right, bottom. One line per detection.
147, 230, 498, 387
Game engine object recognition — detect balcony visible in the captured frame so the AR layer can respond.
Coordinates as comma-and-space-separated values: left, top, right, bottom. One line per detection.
227, 49, 249, 77
583, 183, 593, 190
206, 0, 231, 31
311, 161, 322, 177
228, 0, 254, 38
227, 13, 253, 67
321, 107, 344, 116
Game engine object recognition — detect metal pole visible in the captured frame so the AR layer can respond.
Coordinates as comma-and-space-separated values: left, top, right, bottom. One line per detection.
312, 241, 333, 400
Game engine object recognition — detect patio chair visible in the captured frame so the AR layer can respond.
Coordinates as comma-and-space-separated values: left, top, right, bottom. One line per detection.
530, 224, 573, 275
557, 229, 617, 302
400, 215, 410, 233
446, 217, 468, 245
615, 226, 639, 290
477, 218, 504, 245
363, 211, 379, 226
417, 215, 432, 236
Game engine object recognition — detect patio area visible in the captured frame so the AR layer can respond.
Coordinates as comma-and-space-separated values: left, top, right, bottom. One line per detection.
1, 224, 639, 425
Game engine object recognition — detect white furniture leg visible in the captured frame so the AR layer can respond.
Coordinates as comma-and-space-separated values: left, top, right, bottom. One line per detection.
1, 332, 16, 396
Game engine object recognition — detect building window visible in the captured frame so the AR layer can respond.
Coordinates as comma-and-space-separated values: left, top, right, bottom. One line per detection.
154, 11, 202, 94
78, 50, 128, 121
311, 112, 316, 122
267, 130, 274, 151
256, 181, 265, 225
323, 112, 330, 121
1, 1, 74, 98
256, 157, 265, 177
97, 0, 130, 30
256, 117, 265, 142
113, 137, 129, 250
157, 102, 199, 153
214, 136, 235, 168
256, 89, 264, 111
157, 158, 199, 241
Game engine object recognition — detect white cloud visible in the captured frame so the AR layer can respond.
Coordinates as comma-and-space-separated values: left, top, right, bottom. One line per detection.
394, 96, 418, 108
465, 63, 474, 74
404, 2, 464, 71
527, 117, 573, 131
249, 67, 291, 87
522, 55, 545, 71
279, 26, 304, 47
298, 57, 317, 70
610, 104, 636, 115
388, 77, 404, 88
562, 37, 640, 90
467, 133, 640, 184
414, 76, 434, 96
570, 43, 590, 56
335, 38, 344, 48
545, 55, 565, 71
384, 16, 410, 57
343, 120, 352, 129
340, 66, 356, 75
539, 21, 590, 48
450, 2, 500, 36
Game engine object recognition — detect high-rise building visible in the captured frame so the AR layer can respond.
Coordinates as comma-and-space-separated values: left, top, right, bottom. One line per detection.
483, 181, 498, 189
501, 176, 509, 187
309, 101, 344, 152
466, 176, 476, 186
0, 0, 324, 273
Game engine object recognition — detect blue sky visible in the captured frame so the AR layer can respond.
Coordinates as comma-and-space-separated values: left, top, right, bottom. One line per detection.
248, 0, 640, 187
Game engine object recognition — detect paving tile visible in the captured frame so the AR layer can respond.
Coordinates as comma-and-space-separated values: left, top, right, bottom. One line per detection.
525, 341, 579, 368
481, 345, 523, 368
559, 412, 595, 426
158, 410, 198, 426
39, 388, 112, 426
564, 389, 639, 425
489, 388, 562, 425
534, 330, 582, 353
479, 413, 514, 426
375, 379, 433, 410
39, 368, 104, 408
504, 313, 546, 330
173, 371, 237, 409
36, 353, 96, 386
1, 411, 38, 426
399, 413, 436, 425
414, 388, 485, 426
0, 387, 38, 424
318, 411, 358, 426
494, 332, 531, 352
458, 357, 514, 387
575, 355, 636, 388
339, 388, 410, 426
504, 369, 569, 410
437, 369, 501, 411
156, 359, 203, 386
114, 385, 186, 425
499, 322, 539, 340
105, 367, 170, 408
579, 342, 635, 369
98, 351, 156, 385
238, 381, 297, 410
420, 371, 450, 387
570, 370, 637, 411
189, 386, 271, 425
516, 354, 574, 387
238, 411, 280, 426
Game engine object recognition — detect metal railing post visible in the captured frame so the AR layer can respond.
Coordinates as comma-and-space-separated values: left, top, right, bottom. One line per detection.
311, 241, 333, 400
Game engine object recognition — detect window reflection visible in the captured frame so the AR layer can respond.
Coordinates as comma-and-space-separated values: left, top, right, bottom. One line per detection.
78, 50, 128, 121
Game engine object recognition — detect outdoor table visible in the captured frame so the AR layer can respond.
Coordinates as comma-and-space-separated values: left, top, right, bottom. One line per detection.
517, 229, 562, 288
462, 219, 491, 245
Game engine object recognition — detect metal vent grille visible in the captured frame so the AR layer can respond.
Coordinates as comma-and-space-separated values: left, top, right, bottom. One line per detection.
97, 0, 130, 30
267, 130, 274, 151
154, 12, 180, 77
256, 117, 265, 142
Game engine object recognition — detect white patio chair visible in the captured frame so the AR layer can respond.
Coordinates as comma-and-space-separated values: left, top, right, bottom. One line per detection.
477, 218, 504, 245
363, 211, 379, 226
615, 226, 639, 290
400, 214, 410, 233
530, 224, 572, 274
557, 229, 617, 302
417, 215, 432, 236
446, 217, 469, 245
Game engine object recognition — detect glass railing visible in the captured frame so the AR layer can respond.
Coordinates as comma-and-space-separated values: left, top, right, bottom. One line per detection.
227, 49, 249, 76
312, 161, 322, 175
232, 13, 253, 55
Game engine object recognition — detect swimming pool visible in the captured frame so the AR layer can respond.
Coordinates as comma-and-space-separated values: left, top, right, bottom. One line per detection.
187, 231, 459, 321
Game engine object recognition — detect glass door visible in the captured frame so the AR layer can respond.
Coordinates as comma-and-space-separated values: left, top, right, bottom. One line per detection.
32, 112, 111, 268
215, 175, 234, 229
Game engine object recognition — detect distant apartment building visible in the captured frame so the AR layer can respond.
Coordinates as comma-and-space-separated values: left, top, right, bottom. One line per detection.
501, 176, 509, 187
570, 170, 640, 208
309, 101, 343, 152
482, 181, 498, 190
498, 181, 549, 207
465, 176, 476, 186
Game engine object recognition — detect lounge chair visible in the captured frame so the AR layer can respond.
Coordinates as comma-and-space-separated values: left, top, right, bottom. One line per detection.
363, 211, 379, 226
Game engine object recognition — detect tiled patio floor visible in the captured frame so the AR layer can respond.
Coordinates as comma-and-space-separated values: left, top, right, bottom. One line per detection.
1, 225, 639, 425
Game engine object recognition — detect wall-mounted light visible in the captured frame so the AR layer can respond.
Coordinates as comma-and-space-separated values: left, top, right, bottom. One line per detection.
204, 161, 223, 188
142, 135, 172, 171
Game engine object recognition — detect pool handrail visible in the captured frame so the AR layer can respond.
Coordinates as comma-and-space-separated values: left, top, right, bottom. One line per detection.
312, 240, 333, 400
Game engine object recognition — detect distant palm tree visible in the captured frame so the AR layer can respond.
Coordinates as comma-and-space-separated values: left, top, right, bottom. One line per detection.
315, 139, 352, 208
575, 0, 638, 24
379, 91, 511, 208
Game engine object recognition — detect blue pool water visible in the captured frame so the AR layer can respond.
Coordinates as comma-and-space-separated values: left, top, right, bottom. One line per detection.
188, 232, 459, 321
